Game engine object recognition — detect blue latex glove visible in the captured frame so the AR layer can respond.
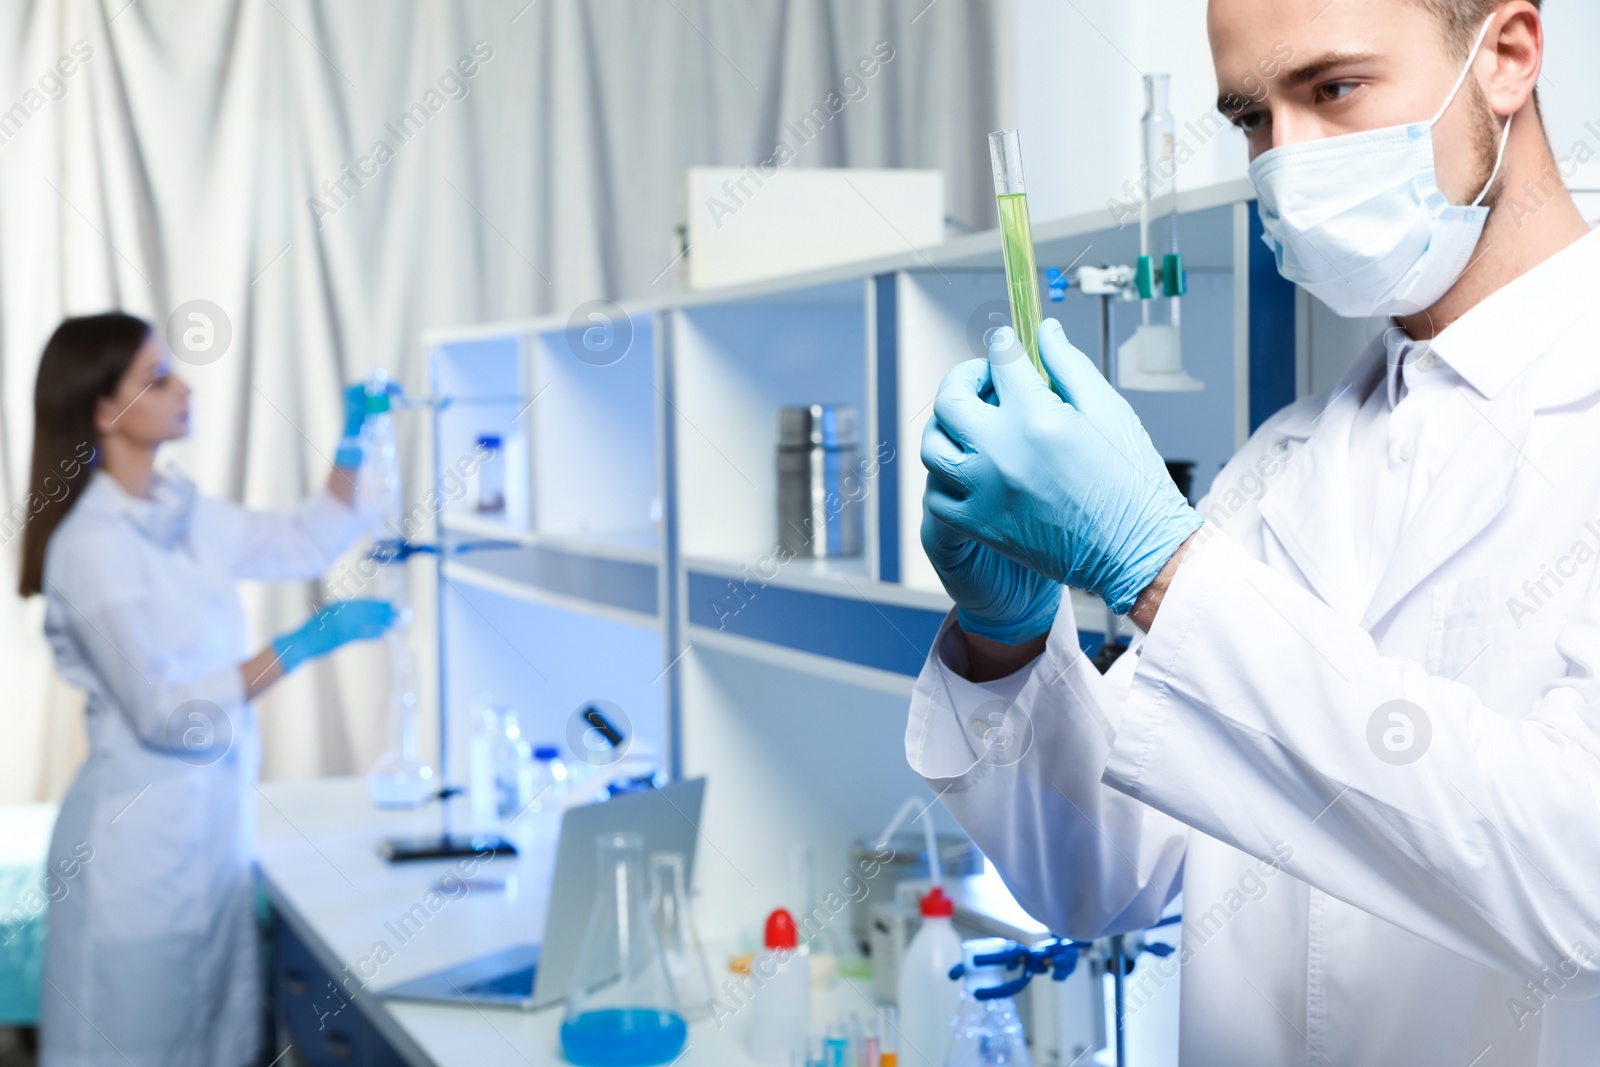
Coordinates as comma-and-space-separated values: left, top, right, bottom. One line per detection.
272, 599, 396, 674
922, 484, 1063, 643
921, 321, 1202, 616
336, 383, 370, 468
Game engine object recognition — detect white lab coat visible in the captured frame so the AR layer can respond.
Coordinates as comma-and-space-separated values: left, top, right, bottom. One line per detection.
907, 227, 1600, 1066
37, 469, 368, 1067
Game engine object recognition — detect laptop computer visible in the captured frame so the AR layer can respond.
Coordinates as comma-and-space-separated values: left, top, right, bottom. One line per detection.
378, 776, 707, 1010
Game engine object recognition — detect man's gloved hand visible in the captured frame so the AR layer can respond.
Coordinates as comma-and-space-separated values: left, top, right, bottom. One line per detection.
921, 499, 1063, 644
272, 599, 396, 674
921, 320, 1202, 617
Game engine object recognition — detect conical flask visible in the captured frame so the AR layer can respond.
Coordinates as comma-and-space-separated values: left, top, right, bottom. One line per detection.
367, 644, 434, 808
560, 832, 687, 1066
647, 851, 715, 1022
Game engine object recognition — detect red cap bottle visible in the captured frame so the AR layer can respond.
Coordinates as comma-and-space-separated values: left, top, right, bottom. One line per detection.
920, 886, 954, 918
764, 907, 799, 949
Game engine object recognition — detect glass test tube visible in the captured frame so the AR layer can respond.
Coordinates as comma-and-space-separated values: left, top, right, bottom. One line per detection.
988, 129, 1048, 386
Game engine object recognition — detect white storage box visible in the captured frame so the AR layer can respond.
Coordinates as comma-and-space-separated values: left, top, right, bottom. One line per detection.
681, 166, 944, 289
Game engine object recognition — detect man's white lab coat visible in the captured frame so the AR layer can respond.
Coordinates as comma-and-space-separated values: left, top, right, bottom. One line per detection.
906, 227, 1600, 1065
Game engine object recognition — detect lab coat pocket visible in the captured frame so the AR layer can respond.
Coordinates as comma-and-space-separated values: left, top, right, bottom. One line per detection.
1429, 576, 1568, 714
86, 773, 216, 940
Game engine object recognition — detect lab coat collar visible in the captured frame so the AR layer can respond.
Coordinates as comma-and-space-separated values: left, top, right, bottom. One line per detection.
1359, 228, 1600, 627
1256, 348, 1384, 620
1261, 228, 1600, 630
84, 466, 197, 550
1407, 224, 1600, 403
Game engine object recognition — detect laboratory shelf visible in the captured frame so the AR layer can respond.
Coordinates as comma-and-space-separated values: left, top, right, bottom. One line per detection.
684, 565, 947, 679
442, 545, 658, 629
440, 512, 659, 564
672, 279, 877, 573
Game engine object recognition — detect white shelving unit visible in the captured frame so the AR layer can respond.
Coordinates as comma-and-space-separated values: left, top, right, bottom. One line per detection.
418, 177, 1298, 948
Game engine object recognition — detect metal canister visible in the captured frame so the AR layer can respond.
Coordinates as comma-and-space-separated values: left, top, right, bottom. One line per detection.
776, 404, 863, 557
849, 832, 982, 953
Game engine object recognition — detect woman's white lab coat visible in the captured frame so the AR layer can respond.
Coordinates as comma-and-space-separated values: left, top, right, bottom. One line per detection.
907, 230, 1600, 1065
36, 469, 367, 1067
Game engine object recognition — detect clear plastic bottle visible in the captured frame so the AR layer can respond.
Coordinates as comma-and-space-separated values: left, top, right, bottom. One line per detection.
944, 938, 1032, 1067
897, 887, 964, 1067
529, 745, 569, 813
469, 706, 499, 830
748, 908, 809, 1062
367, 650, 434, 807
491, 706, 533, 820
560, 832, 687, 1066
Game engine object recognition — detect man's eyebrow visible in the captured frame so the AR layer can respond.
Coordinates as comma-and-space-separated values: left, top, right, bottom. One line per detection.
1215, 50, 1379, 113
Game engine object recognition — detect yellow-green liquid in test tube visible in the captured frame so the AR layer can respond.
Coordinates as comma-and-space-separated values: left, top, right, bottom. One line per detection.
989, 129, 1048, 385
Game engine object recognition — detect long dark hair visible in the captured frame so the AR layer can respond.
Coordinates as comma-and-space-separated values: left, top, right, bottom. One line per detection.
17, 313, 152, 597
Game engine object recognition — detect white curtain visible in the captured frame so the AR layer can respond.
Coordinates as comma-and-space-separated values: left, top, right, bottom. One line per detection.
0, 0, 1002, 800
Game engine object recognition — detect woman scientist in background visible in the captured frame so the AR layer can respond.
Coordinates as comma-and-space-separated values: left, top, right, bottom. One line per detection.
17, 312, 395, 1067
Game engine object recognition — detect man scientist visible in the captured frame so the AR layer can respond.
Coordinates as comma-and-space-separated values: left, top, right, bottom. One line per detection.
910, 0, 1600, 1062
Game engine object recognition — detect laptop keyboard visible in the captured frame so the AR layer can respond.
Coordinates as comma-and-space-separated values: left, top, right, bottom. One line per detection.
461, 965, 537, 997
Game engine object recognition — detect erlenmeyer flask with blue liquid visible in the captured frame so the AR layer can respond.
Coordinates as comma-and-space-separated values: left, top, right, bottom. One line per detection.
560, 832, 687, 1066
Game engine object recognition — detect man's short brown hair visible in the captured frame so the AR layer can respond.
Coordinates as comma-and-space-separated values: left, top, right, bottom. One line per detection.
1410, 0, 1543, 60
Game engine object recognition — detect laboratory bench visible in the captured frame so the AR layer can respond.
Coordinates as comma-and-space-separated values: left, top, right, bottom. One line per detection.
258, 777, 1040, 1067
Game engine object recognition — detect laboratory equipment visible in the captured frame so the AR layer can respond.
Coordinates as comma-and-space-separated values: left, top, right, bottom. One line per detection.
944, 938, 1033, 1067
1119, 74, 1201, 392
881, 1009, 899, 1067
491, 706, 535, 820
988, 129, 1047, 386
777, 404, 864, 558
531, 745, 570, 813
897, 887, 964, 1067
855, 797, 980, 952
648, 852, 715, 1022
382, 781, 709, 1011
362, 371, 414, 626
560, 832, 687, 1066
469, 706, 499, 829
475, 433, 505, 513
747, 908, 809, 1062
367, 651, 435, 808
793, 843, 845, 970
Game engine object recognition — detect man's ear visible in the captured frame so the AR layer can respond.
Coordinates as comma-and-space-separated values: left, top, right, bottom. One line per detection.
1485, 3, 1543, 117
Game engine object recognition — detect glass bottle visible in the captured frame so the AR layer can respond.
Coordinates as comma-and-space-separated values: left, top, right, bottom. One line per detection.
492, 706, 533, 820
530, 745, 569, 814
944, 938, 1032, 1067
367, 648, 434, 807
560, 833, 687, 1066
648, 852, 715, 1022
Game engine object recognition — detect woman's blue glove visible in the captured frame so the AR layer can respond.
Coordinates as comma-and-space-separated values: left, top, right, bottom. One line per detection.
272, 599, 396, 674
922, 480, 1063, 644
336, 383, 371, 468
921, 320, 1202, 617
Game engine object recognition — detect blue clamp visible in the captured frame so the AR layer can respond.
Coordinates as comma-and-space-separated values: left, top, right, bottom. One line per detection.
1045, 267, 1070, 302
947, 937, 1092, 1001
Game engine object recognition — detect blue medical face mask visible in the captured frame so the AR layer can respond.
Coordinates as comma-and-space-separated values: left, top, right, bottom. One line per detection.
1248, 15, 1513, 318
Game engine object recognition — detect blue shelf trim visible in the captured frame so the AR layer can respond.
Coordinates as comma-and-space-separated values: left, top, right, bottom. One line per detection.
874, 274, 901, 583
458, 544, 658, 618
687, 571, 944, 677
1247, 202, 1298, 433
